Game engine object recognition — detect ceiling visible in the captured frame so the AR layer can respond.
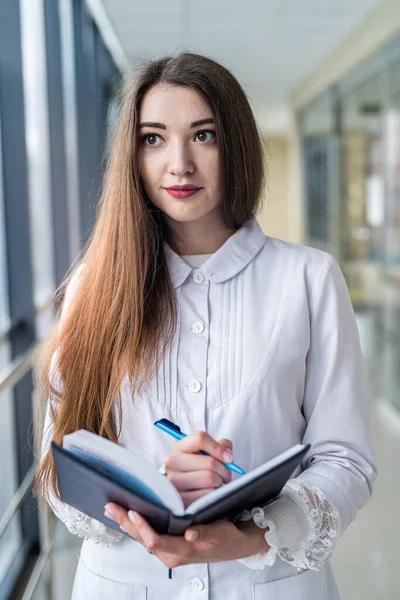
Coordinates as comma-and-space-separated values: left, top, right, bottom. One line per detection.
98, 0, 383, 132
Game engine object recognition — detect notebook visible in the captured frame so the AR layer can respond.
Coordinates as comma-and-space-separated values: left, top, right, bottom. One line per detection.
52, 430, 310, 535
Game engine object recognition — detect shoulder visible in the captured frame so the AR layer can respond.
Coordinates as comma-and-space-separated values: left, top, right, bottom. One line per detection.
256, 238, 352, 322
259, 236, 335, 283
252, 236, 350, 310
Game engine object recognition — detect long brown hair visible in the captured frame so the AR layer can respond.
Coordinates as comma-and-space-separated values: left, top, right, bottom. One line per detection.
34, 52, 265, 503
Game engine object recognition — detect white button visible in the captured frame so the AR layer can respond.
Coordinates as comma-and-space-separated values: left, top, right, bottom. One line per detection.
192, 321, 205, 334
189, 380, 202, 393
190, 578, 205, 591
193, 271, 204, 284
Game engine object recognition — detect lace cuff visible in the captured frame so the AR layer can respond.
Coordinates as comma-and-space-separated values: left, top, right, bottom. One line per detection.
237, 479, 341, 571
42, 413, 123, 546
51, 497, 123, 546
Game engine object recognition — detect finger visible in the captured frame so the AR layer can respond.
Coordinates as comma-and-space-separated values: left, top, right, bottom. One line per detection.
218, 438, 233, 451
105, 506, 192, 567
104, 503, 144, 543
126, 511, 161, 552
166, 454, 232, 484
168, 469, 225, 491
130, 512, 189, 557
185, 524, 206, 543
181, 488, 216, 507
184, 520, 225, 543
172, 431, 234, 465
166, 452, 213, 472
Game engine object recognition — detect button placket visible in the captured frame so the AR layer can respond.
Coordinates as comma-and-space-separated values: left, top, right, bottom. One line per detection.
192, 321, 205, 334
190, 577, 205, 591
177, 274, 210, 422
193, 271, 205, 284
189, 379, 202, 393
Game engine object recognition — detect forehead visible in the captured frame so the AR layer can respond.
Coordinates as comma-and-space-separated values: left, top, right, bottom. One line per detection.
140, 84, 212, 124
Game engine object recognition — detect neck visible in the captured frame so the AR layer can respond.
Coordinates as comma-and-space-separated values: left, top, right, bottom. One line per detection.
165, 212, 235, 255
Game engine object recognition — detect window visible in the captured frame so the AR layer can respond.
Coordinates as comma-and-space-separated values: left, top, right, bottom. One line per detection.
0, 112, 22, 600
20, 0, 55, 337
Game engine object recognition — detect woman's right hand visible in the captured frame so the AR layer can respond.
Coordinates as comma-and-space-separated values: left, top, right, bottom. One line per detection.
164, 432, 234, 508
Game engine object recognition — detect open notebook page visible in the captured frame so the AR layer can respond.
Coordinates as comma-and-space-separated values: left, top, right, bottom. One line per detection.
184, 444, 306, 514
63, 430, 185, 514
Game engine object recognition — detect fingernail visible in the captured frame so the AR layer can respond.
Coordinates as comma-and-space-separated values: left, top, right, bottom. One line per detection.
186, 530, 198, 541
104, 507, 117, 521
223, 450, 233, 462
128, 511, 136, 523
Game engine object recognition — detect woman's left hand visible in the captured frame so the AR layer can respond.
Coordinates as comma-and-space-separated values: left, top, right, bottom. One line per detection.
104, 503, 268, 568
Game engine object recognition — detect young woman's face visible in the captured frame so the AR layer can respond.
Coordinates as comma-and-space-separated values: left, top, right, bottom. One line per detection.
139, 84, 222, 227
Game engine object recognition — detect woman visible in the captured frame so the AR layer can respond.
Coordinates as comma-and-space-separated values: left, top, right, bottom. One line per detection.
35, 52, 376, 599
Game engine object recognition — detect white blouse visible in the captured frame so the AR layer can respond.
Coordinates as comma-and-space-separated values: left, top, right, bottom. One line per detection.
41, 218, 376, 600
178, 253, 341, 571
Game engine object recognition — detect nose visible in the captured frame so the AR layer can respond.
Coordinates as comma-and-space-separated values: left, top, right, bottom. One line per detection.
168, 139, 194, 177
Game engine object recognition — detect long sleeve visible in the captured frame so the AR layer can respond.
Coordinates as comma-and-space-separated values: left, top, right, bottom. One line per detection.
238, 255, 376, 570
39, 264, 123, 546
236, 479, 340, 570
41, 396, 123, 545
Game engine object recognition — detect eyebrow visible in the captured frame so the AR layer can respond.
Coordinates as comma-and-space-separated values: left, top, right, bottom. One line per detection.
138, 118, 214, 129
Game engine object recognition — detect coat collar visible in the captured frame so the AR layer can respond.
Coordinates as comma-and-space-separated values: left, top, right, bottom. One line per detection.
164, 218, 267, 289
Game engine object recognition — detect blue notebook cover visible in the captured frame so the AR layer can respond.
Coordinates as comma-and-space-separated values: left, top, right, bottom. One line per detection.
52, 441, 310, 536
68, 448, 164, 506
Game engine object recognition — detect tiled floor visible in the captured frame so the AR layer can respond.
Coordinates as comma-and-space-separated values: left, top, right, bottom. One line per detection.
31, 395, 400, 600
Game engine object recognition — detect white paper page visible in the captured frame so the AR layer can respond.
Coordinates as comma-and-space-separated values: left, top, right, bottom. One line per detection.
63, 430, 185, 515
185, 444, 306, 515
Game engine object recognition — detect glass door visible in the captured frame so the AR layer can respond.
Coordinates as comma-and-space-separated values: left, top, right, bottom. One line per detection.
301, 91, 339, 255
340, 74, 386, 307
381, 58, 400, 410
339, 74, 388, 396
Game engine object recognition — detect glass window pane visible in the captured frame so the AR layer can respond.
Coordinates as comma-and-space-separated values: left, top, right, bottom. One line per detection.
0, 119, 11, 336
300, 91, 334, 136
0, 340, 22, 587
341, 74, 385, 282
300, 90, 337, 252
381, 57, 400, 410
20, 0, 55, 312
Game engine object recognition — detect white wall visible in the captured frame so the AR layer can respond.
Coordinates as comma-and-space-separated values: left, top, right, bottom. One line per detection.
258, 136, 289, 241
258, 123, 305, 245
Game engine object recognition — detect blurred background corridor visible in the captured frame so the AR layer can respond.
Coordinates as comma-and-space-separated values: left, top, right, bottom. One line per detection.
1, 0, 400, 598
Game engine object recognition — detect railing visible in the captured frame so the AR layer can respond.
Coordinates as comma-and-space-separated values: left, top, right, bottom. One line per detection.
0, 303, 55, 600
0, 344, 37, 395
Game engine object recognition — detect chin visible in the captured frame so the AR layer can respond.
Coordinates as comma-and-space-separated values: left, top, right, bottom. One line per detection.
169, 209, 202, 220
158, 202, 214, 223
164, 209, 214, 225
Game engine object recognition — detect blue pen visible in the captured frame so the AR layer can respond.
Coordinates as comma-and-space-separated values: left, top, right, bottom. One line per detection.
154, 418, 246, 475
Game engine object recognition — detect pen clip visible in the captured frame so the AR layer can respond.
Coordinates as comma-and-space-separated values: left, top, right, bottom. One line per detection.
154, 418, 181, 433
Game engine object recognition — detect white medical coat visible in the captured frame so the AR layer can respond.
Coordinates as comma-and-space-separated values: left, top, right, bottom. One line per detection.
44, 218, 376, 599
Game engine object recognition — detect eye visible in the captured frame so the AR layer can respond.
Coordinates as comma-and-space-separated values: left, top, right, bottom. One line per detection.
194, 130, 216, 143
141, 133, 163, 147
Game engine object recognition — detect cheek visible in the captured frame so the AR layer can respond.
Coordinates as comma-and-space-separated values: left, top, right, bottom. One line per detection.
140, 174, 158, 201
139, 153, 161, 186
206, 152, 220, 185
139, 166, 154, 201
195, 148, 219, 179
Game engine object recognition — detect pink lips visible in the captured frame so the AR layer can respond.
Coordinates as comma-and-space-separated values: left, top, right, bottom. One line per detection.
164, 185, 202, 199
